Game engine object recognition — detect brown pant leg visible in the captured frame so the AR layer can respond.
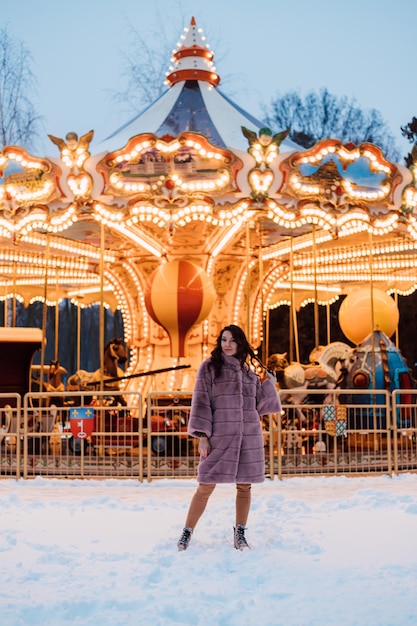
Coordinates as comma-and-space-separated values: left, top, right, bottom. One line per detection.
236, 483, 252, 526
185, 483, 216, 530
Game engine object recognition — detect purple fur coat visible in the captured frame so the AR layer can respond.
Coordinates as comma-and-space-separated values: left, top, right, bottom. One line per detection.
188, 354, 282, 484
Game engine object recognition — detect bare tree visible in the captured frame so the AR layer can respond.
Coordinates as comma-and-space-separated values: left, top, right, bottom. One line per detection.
112, 3, 187, 116
264, 88, 400, 162
112, 6, 231, 119
0, 27, 41, 150
401, 117, 417, 167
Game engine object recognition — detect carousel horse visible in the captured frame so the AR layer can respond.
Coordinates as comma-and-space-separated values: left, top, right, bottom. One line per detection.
67, 338, 128, 392
43, 360, 68, 406
267, 342, 353, 426
45, 360, 67, 392
268, 342, 353, 395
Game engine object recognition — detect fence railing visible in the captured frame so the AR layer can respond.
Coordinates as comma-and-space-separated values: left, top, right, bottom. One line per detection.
0, 388, 416, 480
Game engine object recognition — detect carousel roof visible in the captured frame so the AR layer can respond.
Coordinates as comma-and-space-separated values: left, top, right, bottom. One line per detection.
100, 17, 300, 154
0, 15, 417, 365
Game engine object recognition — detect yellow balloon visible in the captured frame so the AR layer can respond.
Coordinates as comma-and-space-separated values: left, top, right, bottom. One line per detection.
338, 288, 399, 345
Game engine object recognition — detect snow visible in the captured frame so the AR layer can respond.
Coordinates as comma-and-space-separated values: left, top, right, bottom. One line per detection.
0, 474, 417, 625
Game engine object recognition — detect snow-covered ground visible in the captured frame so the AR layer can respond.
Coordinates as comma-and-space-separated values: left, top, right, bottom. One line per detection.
0, 474, 416, 625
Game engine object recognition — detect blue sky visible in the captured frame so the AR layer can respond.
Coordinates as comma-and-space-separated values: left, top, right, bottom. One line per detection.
1, 0, 415, 158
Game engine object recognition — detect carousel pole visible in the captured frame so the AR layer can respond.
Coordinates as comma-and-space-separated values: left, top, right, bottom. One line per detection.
394, 292, 399, 347
326, 302, 331, 345
369, 230, 376, 391
99, 222, 105, 391
312, 224, 319, 350
265, 307, 270, 364
3, 286, 9, 328
40, 234, 51, 398
289, 238, 300, 362
257, 222, 266, 363
98, 222, 105, 455
12, 260, 17, 327
77, 298, 82, 373
245, 221, 251, 343
55, 275, 59, 362
293, 305, 300, 364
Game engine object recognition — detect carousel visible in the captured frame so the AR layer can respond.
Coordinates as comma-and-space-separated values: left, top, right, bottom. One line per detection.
0, 16, 417, 401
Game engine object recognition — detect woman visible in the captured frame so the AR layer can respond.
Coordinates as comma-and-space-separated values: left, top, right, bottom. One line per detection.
177, 324, 281, 551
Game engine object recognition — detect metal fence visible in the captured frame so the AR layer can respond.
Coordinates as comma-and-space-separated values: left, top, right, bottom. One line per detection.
0, 388, 416, 480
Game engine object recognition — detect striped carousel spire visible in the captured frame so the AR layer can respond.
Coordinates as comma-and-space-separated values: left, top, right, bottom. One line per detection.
165, 16, 220, 87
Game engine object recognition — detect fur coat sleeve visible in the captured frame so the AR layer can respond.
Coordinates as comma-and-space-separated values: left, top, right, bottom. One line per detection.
188, 356, 281, 484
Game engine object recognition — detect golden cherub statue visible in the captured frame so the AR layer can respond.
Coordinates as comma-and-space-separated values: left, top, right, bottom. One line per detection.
48, 130, 94, 171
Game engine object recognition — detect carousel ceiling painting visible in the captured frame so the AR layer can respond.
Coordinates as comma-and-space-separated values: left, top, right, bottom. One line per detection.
1, 16, 417, 393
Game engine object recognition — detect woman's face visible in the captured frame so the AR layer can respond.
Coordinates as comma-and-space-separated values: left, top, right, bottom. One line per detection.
221, 330, 238, 356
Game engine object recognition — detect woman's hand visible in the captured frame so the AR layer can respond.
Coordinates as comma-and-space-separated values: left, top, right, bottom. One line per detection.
198, 437, 210, 458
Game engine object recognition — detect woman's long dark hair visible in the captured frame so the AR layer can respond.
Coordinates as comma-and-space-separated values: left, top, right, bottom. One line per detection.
210, 324, 266, 378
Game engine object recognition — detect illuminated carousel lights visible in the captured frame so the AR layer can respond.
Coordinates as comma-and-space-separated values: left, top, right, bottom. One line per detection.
110, 140, 154, 164
389, 285, 417, 297
407, 218, 417, 239
272, 280, 341, 293
19, 234, 116, 262
67, 174, 92, 197
262, 232, 333, 261
31, 295, 78, 307
180, 172, 230, 192
299, 207, 335, 227
294, 144, 392, 174
0, 151, 47, 169
343, 180, 390, 200
0, 252, 89, 271
250, 143, 279, 165
295, 271, 416, 282
68, 297, 112, 310
0, 293, 24, 303
105, 286, 134, 346
251, 299, 264, 345
403, 186, 417, 210
211, 220, 244, 257
300, 295, 340, 307
109, 172, 148, 193
94, 203, 125, 223
298, 258, 417, 273
268, 298, 291, 309
2, 180, 53, 203
0, 275, 101, 288
233, 260, 257, 324
129, 202, 247, 229
297, 240, 417, 266
110, 224, 162, 257
0, 267, 95, 280
289, 175, 320, 195
334, 218, 399, 237
0, 205, 77, 236
206, 256, 215, 276
266, 200, 297, 221
233, 270, 247, 323
121, 260, 149, 340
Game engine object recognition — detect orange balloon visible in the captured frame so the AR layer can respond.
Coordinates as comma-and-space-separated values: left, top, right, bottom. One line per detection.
338, 288, 399, 345
144, 260, 215, 357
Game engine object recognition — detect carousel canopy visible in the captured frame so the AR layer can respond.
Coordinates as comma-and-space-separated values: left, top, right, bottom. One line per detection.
0, 15, 417, 371
100, 16, 300, 154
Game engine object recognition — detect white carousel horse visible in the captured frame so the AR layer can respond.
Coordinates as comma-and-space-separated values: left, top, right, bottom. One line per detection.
268, 342, 353, 395
67, 338, 128, 391
268, 342, 353, 427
